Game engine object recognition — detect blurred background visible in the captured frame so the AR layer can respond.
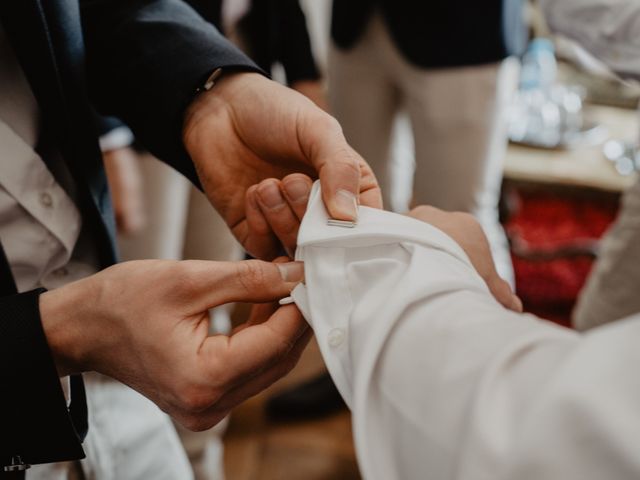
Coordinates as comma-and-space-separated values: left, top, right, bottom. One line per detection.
101, 1, 640, 478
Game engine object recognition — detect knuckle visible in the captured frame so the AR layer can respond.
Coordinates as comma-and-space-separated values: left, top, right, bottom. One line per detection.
279, 356, 300, 377
332, 150, 360, 174
236, 260, 268, 293
178, 386, 214, 413
173, 261, 205, 294
411, 205, 433, 216
181, 416, 211, 432
453, 212, 478, 226
315, 112, 342, 134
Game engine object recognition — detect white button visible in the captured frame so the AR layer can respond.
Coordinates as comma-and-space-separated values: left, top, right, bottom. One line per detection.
40, 192, 53, 207
328, 328, 345, 348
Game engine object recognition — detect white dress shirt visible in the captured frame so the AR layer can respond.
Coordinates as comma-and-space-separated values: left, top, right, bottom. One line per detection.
292, 182, 640, 480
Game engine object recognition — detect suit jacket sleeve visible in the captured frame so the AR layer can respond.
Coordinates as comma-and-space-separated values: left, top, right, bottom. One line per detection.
0, 289, 86, 467
79, 0, 263, 185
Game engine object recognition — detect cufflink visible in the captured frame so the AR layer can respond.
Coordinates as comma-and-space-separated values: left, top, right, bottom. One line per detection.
194, 68, 223, 95
327, 219, 356, 228
3, 455, 30, 472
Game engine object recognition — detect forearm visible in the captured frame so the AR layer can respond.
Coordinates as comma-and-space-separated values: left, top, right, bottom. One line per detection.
539, 0, 640, 79
333, 244, 640, 479
348, 283, 577, 479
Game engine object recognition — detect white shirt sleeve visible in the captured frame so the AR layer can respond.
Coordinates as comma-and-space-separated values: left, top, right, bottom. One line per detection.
294, 182, 640, 480
539, 0, 640, 79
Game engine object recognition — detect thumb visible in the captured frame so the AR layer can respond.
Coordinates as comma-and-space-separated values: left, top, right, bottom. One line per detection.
298, 112, 364, 221
184, 259, 304, 312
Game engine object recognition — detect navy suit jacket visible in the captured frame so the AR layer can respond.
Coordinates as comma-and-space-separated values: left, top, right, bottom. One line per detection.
332, 0, 527, 68
0, 0, 257, 468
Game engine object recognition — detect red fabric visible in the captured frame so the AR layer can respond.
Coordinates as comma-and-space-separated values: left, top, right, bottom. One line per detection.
505, 190, 619, 327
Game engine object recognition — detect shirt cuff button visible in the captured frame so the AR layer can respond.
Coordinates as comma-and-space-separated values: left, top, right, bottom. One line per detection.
328, 328, 346, 348
40, 192, 53, 207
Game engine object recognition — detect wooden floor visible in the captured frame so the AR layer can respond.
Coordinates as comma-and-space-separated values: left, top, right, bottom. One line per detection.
224, 305, 360, 479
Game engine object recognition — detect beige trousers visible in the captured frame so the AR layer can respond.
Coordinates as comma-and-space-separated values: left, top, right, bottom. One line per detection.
573, 176, 640, 331
116, 155, 242, 480
117, 154, 242, 265
328, 15, 519, 284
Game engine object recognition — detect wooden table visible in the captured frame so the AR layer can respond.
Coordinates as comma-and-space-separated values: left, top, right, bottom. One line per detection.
504, 105, 638, 192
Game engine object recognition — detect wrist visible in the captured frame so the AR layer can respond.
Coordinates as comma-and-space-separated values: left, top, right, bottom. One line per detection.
182, 71, 263, 158
39, 281, 92, 377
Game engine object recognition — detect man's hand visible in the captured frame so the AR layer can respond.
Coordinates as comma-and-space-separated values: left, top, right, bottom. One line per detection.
407, 206, 523, 313
239, 175, 522, 313
39, 259, 309, 430
183, 72, 381, 260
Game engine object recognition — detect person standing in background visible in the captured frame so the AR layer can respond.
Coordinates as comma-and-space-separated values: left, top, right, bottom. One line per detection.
267, 0, 528, 421
330, 0, 526, 282
188, 0, 326, 107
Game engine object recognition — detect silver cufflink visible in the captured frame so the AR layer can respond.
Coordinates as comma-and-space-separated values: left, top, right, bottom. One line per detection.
3, 456, 30, 472
194, 68, 223, 95
327, 219, 356, 228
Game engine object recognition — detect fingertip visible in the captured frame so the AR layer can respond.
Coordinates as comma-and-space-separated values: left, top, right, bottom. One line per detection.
256, 179, 286, 211
316, 150, 361, 221
282, 174, 313, 202
282, 174, 313, 220
511, 294, 524, 313
276, 261, 304, 283
324, 188, 359, 221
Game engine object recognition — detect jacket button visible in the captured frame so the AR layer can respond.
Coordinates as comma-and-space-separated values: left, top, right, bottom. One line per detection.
3, 455, 30, 472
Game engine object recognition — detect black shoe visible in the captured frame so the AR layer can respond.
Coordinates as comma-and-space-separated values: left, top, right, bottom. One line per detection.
265, 372, 346, 421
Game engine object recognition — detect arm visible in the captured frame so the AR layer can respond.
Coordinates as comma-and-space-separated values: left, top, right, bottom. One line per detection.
329, 209, 640, 479
2, 258, 307, 467
539, 0, 640, 79
347, 266, 639, 480
81, 0, 381, 259
245, 178, 640, 479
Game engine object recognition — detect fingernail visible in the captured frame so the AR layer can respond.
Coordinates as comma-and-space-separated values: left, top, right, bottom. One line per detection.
258, 182, 285, 209
284, 179, 310, 203
277, 261, 304, 283
511, 294, 523, 313
334, 189, 358, 221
